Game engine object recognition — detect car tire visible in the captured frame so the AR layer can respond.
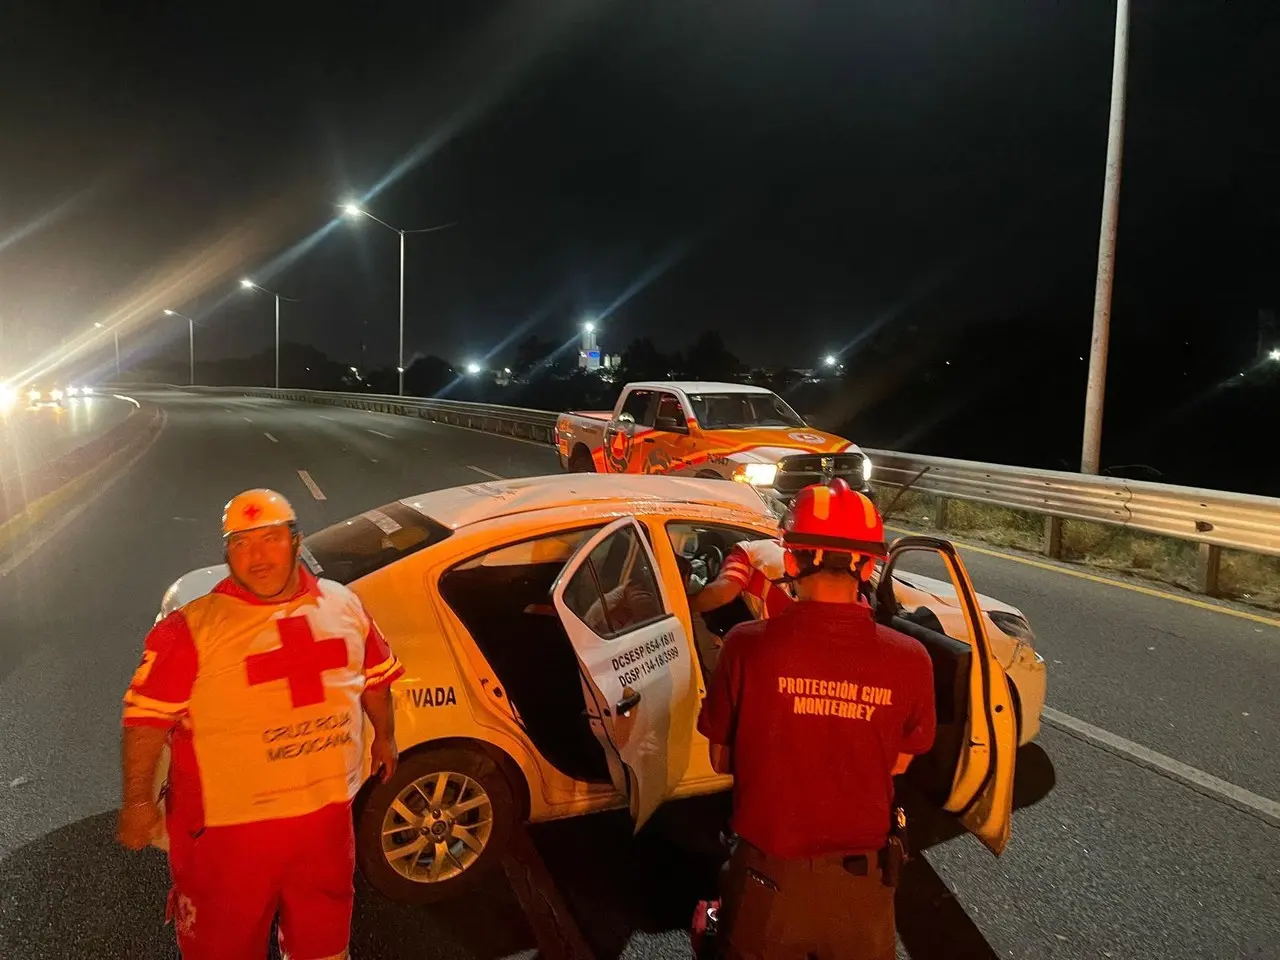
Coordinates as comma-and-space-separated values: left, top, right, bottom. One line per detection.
569, 447, 595, 472
355, 745, 520, 904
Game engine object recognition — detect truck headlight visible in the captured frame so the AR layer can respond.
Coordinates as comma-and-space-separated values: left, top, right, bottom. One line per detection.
734, 463, 778, 486
862, 456, 873, 482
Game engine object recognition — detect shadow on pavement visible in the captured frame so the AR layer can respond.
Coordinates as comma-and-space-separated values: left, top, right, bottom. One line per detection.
0, 745, 1055, 960
0, 812, 533, 960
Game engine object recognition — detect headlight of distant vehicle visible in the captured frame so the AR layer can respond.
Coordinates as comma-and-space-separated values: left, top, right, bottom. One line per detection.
28, 388, 41, 402
733, 463, 778, 486
0, 384, 15, 407
66, 386, 80, 397
988, 610, 1036, 646
81, 385, 94, 395
861, 456, 873, 482
50, 388, 64, 401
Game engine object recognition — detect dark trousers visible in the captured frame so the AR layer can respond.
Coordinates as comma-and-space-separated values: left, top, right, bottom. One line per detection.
719, 840, 895, 960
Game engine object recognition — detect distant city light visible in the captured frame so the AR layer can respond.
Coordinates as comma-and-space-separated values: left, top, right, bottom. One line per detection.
94, 322, 103, 328
1270, 348, 1280, 362
397, 366, 405, 374
466, 362, 482, 375
503, 367, 512, 374
163, 309, 175, 316
823, 354, 838, 367
240, 278, 254, 289
350, 366, 359, 374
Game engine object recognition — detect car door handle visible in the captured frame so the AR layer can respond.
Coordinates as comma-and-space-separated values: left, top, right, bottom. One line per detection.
616, 691, 642, 716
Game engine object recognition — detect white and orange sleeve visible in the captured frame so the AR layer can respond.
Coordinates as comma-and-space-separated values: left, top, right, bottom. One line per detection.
121, 612, 198, 729
718, 544, 753, 588
361, 613, 405, 690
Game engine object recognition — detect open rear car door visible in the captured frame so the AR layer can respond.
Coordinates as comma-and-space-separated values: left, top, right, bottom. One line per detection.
875, 536, 1018, 854
552, 517, 699, 830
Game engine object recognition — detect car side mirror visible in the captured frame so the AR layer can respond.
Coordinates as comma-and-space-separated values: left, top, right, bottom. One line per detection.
654, 416, 687, 433
616, 412, 636, 425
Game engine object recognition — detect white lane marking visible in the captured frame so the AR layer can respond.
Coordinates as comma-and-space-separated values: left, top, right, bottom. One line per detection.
264, 432, 278, 443
242, 417, 253, 423
467, 465, 504, 480
297, 470, 326, 500
318, 415, 337, 421
112, 394, 141, 409
367, 429, 395, 439
1043, 707, 1280, 827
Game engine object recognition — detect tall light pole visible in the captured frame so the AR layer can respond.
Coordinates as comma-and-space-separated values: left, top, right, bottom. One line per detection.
1081, 0, 1131, 474
342, 202, 455, 397
164, 310, 196, 385
94, 322, 120, 378
240, 278, 296, 389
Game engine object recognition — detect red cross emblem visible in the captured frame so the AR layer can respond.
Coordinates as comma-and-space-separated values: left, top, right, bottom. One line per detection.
242, 502, 263, 521
245, 616, 348, 708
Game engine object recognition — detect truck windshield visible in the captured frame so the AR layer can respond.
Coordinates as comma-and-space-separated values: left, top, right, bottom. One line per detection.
686, 392, 806, 429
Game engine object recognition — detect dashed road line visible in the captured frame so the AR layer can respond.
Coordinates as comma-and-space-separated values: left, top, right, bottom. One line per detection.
297, 470, 326, 500
318, 415, 337, 421
242, 417, 253, 423
467, 465, 504, 480
1043, 707, 1280, 828
367, 429, 395, 439
263, 432, 278, 443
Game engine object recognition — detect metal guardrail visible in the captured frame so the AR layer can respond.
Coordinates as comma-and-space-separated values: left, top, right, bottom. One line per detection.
116, 384, 1280, 595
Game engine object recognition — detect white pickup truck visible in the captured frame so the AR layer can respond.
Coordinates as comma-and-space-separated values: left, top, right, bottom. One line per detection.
554, 380, 872, 498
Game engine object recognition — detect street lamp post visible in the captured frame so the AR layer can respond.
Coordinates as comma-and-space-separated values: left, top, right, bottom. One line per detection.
164, 310, 196, 385
342, 202, 454, 397
94, 323, 120, 378
1081, 0, 1131, 474
241, 279, 294, 389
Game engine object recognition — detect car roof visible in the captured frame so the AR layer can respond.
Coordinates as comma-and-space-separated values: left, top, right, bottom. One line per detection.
626, 381, 774, 395
400, 474, 775, 531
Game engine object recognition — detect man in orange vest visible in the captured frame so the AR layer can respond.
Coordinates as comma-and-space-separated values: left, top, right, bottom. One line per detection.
689, 537, 794, 622
116, 489, 403, 960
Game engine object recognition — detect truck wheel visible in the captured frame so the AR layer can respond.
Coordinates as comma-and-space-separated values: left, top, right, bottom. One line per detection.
355, 745, 519, 904
569, 447, 596, 472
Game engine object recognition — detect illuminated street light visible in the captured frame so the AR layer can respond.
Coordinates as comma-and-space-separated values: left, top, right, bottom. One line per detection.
465, 362, 482, 375
340, 199, 455, 397
583, 321, 595, 333
240, 278, 295, 388
823, 354, 838, 367
1269, 348, 1280, 362
94, 322, 120, 378
163, 309, 197, 386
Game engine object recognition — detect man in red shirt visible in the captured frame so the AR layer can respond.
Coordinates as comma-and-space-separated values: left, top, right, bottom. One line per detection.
116, 489, 403, 960
698, 479, 936, 960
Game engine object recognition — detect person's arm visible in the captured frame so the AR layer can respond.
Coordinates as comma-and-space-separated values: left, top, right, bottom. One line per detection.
697, 630, 744, 774
689, 545, 751, 613
895, 648, 937, 775
118, 613, 197, 849
361, 613, 405, 782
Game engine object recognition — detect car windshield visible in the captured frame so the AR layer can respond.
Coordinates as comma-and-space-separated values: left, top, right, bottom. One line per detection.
686, 392, 806, 429
302, 501, 452, 584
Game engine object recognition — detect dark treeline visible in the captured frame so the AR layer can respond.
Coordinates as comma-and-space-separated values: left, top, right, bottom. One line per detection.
127, 318, 1280, 497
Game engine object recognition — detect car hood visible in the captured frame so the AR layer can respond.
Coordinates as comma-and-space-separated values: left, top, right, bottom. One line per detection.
699, 427, 859, 463
890, 570, 1022, 619
157, 564, 228, 621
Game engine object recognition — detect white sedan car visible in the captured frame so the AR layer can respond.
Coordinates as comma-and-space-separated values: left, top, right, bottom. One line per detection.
156, 474, 1038, 902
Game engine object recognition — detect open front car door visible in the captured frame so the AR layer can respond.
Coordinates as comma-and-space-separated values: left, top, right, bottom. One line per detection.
552, 517, 698, 830
875, 536, 1018, 855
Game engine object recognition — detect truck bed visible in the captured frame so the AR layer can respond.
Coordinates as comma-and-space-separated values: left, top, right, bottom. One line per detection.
564, 410, 613, 421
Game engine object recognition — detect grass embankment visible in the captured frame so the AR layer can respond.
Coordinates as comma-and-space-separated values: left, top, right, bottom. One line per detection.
877, 487, 1280, 613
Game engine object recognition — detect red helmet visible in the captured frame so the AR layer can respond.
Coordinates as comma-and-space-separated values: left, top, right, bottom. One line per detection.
781, 478, 888, 559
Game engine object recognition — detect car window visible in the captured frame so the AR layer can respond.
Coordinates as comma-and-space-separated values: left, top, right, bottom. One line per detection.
619, 390, 656, 426
686, 392, 805, 429
655, 393, 685, 426
563, 524, 666, 639
302, 502, 453, 585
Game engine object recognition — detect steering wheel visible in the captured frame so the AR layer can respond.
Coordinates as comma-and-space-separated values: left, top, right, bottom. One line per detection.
695, 544, 724, 581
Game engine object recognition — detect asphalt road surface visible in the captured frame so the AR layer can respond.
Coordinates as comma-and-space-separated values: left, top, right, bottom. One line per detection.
0, 390, 1276, 960
0, 394, 136, 482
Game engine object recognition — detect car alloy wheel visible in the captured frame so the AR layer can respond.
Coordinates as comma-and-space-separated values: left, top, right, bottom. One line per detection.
381, 770, 493, 883
355, 744, 519, 903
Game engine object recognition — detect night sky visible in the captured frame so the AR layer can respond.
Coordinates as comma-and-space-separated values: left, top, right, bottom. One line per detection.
2, 2, 1277, 395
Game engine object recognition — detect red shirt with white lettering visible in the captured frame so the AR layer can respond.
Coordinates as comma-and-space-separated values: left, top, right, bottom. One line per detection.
698, 600, 935, 858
